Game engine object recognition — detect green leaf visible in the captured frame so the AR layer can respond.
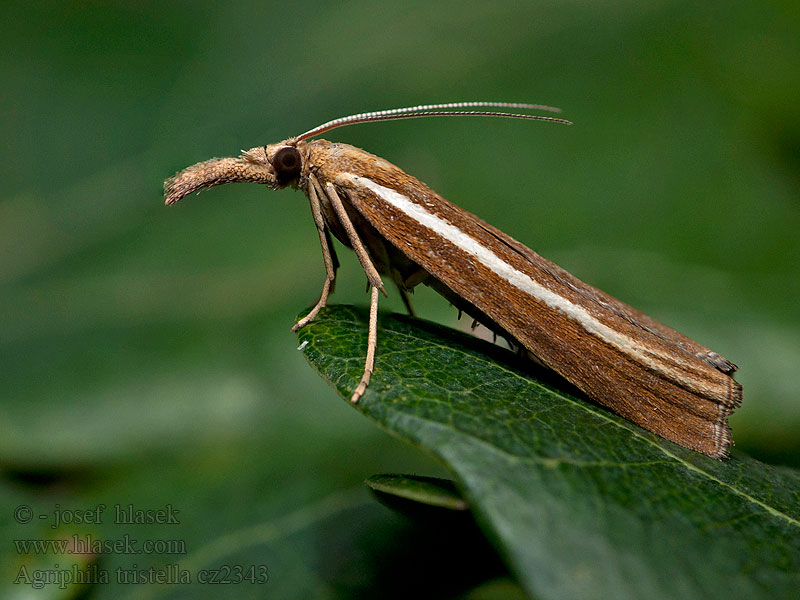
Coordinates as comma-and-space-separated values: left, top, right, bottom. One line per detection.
366, 474, 469, 511
298, 305, 800, 600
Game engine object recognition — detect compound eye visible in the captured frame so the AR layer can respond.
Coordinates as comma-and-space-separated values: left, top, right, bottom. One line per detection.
272, 146, 301, 179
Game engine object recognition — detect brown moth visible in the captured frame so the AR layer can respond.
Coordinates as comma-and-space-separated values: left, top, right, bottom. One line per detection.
164, 102, 741, 459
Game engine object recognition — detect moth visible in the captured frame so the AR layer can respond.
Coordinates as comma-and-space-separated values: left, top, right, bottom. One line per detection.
164, 102, 742, 459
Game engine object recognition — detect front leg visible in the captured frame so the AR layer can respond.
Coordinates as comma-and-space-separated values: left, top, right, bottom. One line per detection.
292, 177, 338, 332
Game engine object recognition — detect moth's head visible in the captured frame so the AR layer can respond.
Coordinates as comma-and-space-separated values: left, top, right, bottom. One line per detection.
164, 138, 307, 206
242, 140, 307, 187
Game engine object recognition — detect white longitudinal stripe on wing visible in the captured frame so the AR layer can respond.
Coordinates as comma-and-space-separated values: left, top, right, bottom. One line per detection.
342, 173, 696, 385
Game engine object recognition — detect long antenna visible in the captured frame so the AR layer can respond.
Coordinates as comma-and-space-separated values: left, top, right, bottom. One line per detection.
295, 101, 572, 142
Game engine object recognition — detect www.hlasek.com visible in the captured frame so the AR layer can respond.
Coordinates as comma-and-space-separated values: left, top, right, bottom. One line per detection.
14, 534, 186, 556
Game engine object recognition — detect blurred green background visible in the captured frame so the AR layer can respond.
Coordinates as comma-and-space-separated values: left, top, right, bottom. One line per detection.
1, 1, 798, 597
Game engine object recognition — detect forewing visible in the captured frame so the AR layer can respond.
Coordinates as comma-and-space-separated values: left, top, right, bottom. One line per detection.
323, 159, 739, 457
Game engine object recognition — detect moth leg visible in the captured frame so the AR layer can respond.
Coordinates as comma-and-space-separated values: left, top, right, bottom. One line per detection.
325, 228, 339, 294
321, 181, 386, 403
292, 181, 337, 332
351, 285, 379, 403
397, 285, 417, 318
400, 266, 430, 317
324, 182, 386, 295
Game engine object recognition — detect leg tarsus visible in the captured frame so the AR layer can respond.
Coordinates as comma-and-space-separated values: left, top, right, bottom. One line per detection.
291, 275, 333, 331
351, 286, 380, 403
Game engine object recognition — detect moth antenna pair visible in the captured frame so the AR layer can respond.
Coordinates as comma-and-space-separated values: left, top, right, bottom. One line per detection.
295, 101, 572, 141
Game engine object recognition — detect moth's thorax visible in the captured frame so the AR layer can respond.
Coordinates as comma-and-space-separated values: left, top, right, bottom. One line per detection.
306, 140, 410, 187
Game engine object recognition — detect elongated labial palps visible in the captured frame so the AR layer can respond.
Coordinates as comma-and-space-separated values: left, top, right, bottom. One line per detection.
164, 102, 741, 459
